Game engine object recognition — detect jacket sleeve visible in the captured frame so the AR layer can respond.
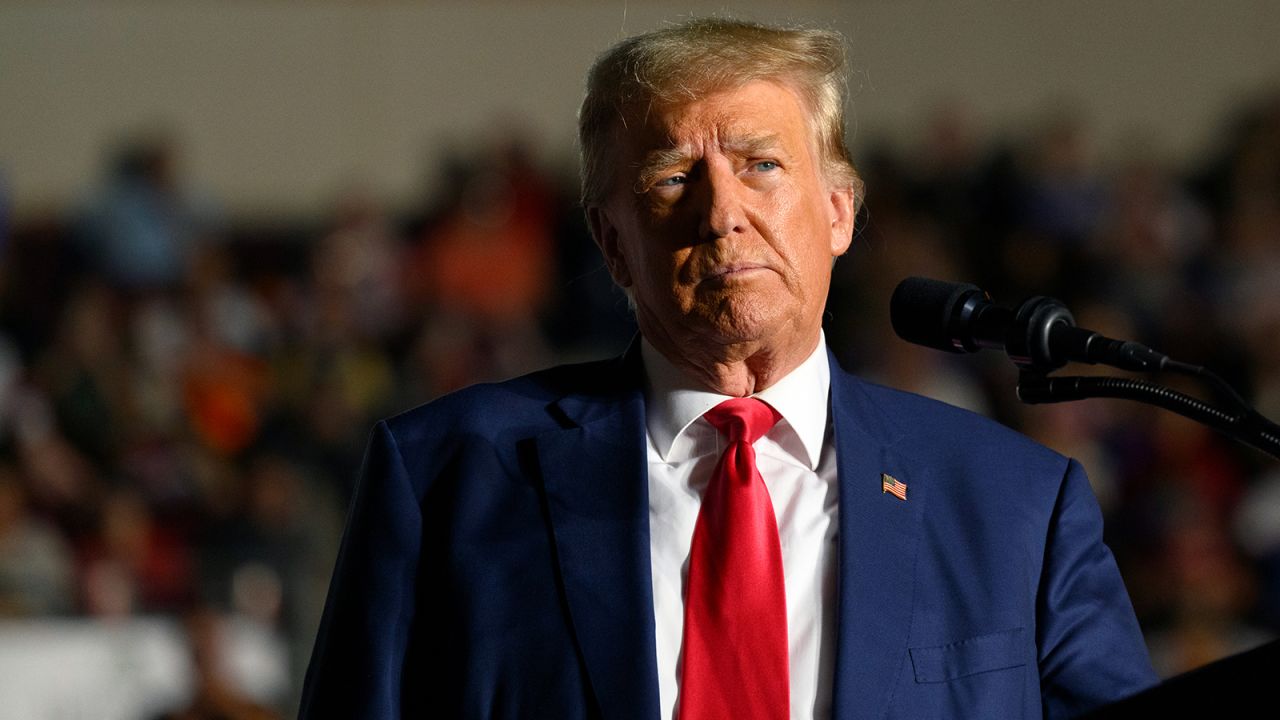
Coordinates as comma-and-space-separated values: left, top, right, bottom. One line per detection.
1036, 458, 1158, 718
299, 421, 424, 719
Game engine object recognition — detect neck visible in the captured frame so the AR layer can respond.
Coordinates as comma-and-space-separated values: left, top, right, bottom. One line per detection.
641, 323, 822, 397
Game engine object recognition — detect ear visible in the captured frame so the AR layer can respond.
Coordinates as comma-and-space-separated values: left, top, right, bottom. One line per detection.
827, 183, 858, 257
586, 205, 633, 287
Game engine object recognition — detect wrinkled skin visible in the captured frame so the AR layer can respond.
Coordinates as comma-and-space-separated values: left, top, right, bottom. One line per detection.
588, 80, 857, 395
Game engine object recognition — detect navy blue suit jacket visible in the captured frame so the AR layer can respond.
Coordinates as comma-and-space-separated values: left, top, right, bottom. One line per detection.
300, 347, 1157, 719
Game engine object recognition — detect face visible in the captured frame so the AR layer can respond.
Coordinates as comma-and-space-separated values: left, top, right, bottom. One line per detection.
588, 80, 856, 352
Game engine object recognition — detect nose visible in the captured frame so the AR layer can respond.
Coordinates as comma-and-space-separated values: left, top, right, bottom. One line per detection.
696, 161, 746, 241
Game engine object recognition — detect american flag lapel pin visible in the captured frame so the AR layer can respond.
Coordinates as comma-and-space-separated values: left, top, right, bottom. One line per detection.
882, 472, 907, 501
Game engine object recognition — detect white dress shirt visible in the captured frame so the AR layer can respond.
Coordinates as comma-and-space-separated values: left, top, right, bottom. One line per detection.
642, 334, 840, 720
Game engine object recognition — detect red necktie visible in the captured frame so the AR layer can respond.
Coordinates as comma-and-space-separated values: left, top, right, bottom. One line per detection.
678, 397, 788, 720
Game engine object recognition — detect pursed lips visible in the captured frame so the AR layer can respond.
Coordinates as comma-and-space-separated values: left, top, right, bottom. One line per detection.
700, 262, 771, 281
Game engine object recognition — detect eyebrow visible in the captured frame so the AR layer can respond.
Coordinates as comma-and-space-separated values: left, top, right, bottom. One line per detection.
633, 132, 784, 192
723, 132, 783, 158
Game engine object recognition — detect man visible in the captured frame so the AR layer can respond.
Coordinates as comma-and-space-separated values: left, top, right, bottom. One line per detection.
300, 18, 1157, 720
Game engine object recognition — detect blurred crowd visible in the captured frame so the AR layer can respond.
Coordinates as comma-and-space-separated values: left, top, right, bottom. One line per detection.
1, 89, 1279, 716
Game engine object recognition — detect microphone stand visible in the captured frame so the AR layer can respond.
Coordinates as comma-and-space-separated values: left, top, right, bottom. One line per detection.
1016, 365, 1280, 460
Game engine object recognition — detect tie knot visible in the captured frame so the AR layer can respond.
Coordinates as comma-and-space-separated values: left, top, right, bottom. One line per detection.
703, 397, 781, 445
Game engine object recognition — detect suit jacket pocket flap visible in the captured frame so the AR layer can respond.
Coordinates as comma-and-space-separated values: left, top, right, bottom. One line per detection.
909, 627, 1026, 683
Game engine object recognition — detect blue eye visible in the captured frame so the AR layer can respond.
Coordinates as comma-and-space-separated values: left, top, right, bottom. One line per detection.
654, 174, 687, 187
752, 160, 779, 172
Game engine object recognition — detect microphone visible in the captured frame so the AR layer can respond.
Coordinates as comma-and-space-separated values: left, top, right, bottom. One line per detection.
889, 277, 1169, 373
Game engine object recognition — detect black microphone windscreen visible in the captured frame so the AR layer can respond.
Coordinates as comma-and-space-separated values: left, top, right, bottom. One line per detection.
890, 277, 981, 353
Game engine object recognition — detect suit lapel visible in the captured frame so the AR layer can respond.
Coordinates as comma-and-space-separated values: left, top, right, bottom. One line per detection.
829, 360, 923, 720
536, 350, 660, 720
534, 348, 924, 720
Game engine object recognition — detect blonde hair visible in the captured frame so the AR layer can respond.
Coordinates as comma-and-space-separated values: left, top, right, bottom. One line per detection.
578, 17, 861, 207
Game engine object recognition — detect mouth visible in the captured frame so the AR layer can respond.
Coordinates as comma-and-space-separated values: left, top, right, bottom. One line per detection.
702, 263, 770, 282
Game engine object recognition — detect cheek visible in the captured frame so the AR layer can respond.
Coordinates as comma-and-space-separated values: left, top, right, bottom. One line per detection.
762, 190, 800, 222
769, 195, 832, 263
628, 241, 686, 296
780, 205, 840, 296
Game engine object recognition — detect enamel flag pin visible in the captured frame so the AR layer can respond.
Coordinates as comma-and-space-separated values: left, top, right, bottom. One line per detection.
882, 473, 907, 501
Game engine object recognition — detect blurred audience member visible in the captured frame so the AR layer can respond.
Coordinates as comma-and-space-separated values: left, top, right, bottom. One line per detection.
151, 608, 281, 720
75, 134, 222, 293
0, 459, 75, 615
409, 137, 554, 325
313, 186, 407, 344
1146, 503, 1270, 676
80, 488, 193, 616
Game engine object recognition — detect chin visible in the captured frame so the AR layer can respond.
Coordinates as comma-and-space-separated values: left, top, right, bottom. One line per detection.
699, 296, 792, 344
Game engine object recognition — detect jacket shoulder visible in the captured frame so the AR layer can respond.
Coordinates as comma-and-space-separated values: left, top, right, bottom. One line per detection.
381, 355, 632, 446
842, 375, 1068, 480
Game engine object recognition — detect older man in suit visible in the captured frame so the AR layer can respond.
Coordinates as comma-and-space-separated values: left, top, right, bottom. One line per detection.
300, 18, 1157, 720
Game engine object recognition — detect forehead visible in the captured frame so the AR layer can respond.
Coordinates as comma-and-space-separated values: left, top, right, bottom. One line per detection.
619, 80, 816, 159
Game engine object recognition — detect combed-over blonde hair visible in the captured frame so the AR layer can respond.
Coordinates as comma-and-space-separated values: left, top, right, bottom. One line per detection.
577, 17, 861, 207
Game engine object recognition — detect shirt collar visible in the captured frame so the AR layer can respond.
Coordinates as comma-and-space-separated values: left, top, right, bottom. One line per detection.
641, 332, 831, 470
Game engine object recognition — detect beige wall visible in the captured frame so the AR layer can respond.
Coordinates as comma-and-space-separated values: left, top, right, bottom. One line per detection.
2, 0, 1278, 219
